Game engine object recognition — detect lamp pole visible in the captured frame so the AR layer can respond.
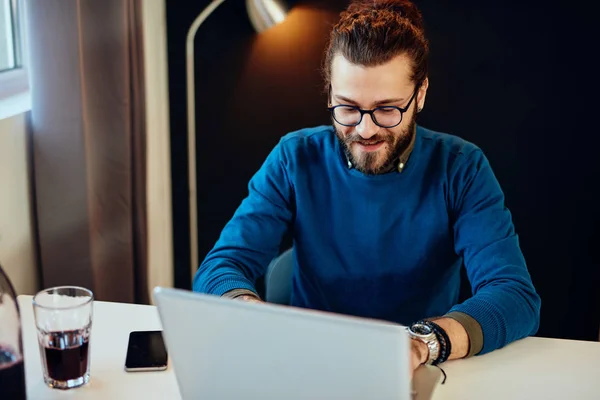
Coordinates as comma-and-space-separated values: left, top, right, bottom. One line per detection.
186, 0, 227, 283
185, 0, 289, 283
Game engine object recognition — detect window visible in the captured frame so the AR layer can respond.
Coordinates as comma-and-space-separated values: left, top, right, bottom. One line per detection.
0, 0, 22, 72
0, 0, 29, 120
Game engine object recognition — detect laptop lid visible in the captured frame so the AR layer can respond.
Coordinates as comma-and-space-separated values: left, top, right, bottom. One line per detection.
153, 287, 412, 400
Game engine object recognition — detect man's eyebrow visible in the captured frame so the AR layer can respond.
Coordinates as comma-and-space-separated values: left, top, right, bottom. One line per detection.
373, 97, 406, 106
333, 95, 406, 106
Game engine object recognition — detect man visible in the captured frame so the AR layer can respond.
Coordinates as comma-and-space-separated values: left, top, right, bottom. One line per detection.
194, 0, 541, 374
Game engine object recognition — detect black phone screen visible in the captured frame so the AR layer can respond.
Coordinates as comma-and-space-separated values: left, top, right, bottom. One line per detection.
125, 330, 168, 371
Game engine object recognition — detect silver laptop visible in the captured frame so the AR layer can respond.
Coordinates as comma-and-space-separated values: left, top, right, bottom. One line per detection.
153, 287, 440, 400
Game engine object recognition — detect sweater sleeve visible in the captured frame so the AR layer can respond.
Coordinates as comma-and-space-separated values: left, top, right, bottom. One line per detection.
448, 148, 541, 355
192, 140, 295, 296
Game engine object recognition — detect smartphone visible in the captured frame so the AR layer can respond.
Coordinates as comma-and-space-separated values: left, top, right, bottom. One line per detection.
124, 330, 168, 372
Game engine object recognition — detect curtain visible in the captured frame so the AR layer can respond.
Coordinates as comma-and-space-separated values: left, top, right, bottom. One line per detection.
26, 0, 148, 303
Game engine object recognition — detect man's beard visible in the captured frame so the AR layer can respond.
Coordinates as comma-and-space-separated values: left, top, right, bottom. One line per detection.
335, 109, 417, 175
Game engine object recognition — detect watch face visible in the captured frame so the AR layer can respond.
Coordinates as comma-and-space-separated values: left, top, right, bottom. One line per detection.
411, 323, 433, 336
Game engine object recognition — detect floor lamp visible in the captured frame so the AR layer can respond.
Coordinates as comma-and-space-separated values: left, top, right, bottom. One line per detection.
186, 0, 290, 281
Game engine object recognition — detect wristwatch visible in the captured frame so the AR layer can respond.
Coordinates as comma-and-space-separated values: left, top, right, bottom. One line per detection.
407, 321, 440, 365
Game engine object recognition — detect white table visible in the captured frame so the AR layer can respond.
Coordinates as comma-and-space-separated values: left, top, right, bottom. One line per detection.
18, 296, 600, 399
438, 335, 600, 399
19, 296, 180, 400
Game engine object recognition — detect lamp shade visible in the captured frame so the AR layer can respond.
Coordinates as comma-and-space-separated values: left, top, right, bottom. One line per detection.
246, 0, 289, 33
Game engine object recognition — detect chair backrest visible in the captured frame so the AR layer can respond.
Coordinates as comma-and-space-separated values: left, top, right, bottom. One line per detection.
265, 248, 293, 305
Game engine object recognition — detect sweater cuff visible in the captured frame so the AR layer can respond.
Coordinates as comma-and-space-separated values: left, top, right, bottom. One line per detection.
207, 277, 257, 297
445, 311, 484, 357
222, 288, 261, 300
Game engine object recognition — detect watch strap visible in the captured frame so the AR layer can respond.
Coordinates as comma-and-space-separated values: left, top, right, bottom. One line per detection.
427, 320, 452, 365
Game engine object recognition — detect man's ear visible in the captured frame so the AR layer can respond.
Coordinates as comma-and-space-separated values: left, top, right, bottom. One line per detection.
417, 77, 429, 112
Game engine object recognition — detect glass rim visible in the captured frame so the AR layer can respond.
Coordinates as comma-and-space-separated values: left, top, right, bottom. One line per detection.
32, 286, 94, 310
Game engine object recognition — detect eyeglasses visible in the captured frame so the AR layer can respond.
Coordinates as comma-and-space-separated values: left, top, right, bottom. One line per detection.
327, 84, 421, 128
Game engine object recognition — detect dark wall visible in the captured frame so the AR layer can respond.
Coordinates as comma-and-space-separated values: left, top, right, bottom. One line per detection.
166, 0, 599, 341
166, 0, 342, 290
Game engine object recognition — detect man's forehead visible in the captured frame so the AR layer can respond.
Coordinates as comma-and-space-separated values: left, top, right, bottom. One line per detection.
331, 54, 414, 91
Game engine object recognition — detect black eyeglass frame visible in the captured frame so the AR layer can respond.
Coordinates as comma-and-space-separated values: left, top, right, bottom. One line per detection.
327, 82, 422, 128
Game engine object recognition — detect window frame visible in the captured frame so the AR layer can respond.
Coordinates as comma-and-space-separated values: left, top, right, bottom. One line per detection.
0, 0, 30, 120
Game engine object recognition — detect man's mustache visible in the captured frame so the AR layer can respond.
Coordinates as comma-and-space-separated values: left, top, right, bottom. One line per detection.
344, 133, 392, 144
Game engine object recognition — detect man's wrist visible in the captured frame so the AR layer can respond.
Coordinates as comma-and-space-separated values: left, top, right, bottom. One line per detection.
222, 288, 260, 300
429, 317, 469, 360
237, 294, 263, 302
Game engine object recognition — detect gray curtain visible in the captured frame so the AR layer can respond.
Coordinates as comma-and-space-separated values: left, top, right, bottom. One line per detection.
26, 0, 148, 303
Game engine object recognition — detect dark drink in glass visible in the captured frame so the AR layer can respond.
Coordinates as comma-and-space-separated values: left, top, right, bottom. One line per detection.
0, 347, 26, 400
38, 327, 91, 385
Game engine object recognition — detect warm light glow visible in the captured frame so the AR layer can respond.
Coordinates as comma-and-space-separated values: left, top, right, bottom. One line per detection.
264, 0, 287, 25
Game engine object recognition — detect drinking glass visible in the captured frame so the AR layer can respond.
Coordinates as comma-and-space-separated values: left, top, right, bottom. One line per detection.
32, 286, 93, 389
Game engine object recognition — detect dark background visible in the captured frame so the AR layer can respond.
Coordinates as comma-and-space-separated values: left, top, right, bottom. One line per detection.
166, 0, 599, 341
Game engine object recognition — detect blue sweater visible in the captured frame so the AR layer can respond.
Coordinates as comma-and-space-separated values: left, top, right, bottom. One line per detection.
194, 125, 541, 355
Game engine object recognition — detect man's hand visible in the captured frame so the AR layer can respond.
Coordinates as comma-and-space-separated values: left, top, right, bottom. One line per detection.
236, 294, 264, 304
410, 338, 429, 377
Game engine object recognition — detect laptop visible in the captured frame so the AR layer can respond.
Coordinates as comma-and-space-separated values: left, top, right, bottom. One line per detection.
153, 287, 441, 400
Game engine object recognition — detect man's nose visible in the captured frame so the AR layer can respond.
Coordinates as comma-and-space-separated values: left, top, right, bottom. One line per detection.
355, 112, 379, 139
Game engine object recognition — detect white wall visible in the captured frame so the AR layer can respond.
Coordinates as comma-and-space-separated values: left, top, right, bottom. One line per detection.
0, 112, 38, 295
142, 0, 174, 297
